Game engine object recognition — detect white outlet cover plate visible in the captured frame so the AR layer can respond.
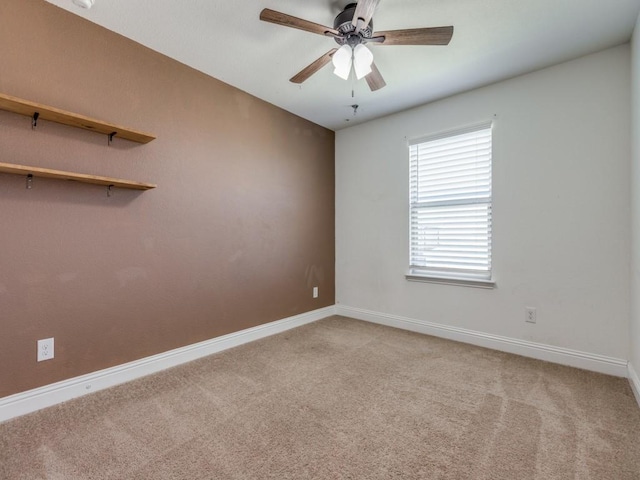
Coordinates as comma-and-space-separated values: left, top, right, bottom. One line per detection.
37, 338, 54, 362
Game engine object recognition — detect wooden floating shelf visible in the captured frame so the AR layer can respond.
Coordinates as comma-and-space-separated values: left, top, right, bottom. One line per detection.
0, 93, 156, 144
0, 162, 156, 190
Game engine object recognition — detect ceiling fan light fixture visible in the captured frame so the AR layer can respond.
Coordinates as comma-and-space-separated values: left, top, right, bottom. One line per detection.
332, 44, 352, 80
72, 0, 95, 8
353, 44, 373, 79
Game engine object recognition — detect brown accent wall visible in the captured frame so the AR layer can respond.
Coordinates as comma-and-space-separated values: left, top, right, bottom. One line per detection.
0, 1, 335, 397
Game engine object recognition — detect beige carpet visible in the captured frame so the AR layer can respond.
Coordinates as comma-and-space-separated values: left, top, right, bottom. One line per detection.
1, 316, 639, 479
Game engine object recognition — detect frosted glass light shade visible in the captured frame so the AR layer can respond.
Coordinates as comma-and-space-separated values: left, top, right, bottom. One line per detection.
353, 44, 373, 79
332, 45, 352, 80
72, 0, 95, 8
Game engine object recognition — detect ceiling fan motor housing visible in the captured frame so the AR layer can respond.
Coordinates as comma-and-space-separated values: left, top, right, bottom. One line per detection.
333, 3, 373, 46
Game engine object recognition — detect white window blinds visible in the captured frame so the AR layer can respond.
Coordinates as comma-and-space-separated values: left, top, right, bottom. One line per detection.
409, 122, 493, 282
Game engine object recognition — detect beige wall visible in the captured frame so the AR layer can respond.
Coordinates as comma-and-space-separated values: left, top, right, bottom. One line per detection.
0, 0, 335, 397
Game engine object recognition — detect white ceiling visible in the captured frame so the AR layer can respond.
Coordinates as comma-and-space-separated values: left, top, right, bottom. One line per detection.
45, 0, 640, 131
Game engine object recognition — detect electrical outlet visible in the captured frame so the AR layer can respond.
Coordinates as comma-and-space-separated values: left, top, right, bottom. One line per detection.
37, 337, 54, 362
525, 307, 537, 324
313, 286, 318, 298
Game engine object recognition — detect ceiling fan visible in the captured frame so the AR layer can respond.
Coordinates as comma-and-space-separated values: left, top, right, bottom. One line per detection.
259, 0, 454, 91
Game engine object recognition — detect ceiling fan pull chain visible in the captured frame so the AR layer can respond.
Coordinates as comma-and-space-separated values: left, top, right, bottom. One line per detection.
350, 55, 355, 98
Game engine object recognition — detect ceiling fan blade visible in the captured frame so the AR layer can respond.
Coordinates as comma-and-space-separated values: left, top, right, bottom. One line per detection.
290, 49, 338, 84
352, 0, 381, 33
373, 26, 454, 46
260, 8, 339, 36
365, 62, 386, 91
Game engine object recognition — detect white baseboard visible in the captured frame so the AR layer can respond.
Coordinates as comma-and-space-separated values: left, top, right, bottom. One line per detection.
3, 304, 632, 423
0, 306, 336, 423
336, 305, 628, 377
629, 363, 640, 408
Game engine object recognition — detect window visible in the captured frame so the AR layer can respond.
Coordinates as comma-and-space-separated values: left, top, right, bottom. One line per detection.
408, 122, 493, 287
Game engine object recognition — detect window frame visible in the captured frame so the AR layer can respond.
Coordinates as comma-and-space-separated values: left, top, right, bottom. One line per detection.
406, 121, 495, 289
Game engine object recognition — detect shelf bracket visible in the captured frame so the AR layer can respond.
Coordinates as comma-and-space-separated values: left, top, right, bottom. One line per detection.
107, 184, 114, 197
31, 112, 39, 130
108, 132, 117, 146
26, 173, 33, 189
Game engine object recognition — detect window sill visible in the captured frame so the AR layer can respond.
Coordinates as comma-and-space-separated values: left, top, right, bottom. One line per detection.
405, 274, 496, 289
